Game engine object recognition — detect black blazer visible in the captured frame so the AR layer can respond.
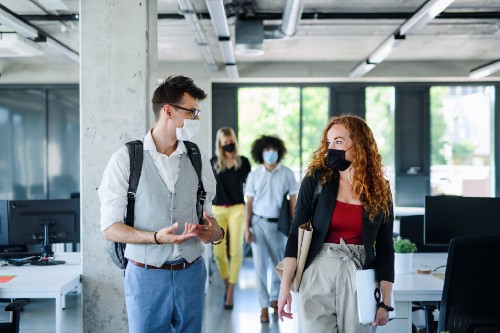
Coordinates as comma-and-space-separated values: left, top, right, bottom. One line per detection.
284, 173, 395, 283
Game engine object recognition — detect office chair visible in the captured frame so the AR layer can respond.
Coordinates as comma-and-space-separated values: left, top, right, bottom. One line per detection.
437, 235, 500, 333
0, 299, 27, 333
399, 215, 447, 333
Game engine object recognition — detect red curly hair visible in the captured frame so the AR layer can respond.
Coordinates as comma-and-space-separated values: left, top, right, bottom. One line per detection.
307, 115, 392, 221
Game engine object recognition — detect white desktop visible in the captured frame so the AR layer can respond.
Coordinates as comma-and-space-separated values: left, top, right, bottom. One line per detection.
378, 252, 447, 333
0, 252, 81, 333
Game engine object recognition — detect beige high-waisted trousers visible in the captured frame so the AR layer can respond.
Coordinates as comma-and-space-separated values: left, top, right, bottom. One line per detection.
297, 240, 373, 333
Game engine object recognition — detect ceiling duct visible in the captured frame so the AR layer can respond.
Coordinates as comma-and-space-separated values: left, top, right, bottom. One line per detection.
235, 0, 304, 55
235, 19, 264, 56
265, 0, 305, 40
279, 0, 305, 37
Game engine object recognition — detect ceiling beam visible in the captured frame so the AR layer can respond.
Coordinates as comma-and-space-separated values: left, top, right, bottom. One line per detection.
156, 11, 500, 21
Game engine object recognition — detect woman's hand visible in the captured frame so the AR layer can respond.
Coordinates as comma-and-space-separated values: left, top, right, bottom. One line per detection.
277, 287, 293, 322
372, 307, 390, 326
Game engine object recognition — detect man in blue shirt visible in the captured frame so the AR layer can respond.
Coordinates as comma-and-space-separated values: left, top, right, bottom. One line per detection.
244, 135, 299, 324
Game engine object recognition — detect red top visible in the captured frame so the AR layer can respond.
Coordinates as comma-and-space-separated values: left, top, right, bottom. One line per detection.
325, 200, 363, 244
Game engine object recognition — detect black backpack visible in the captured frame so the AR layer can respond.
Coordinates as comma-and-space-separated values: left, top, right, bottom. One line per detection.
106, 140, 206, 269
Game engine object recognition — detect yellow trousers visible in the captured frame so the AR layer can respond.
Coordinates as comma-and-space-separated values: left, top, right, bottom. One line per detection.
212, 204, 245, 284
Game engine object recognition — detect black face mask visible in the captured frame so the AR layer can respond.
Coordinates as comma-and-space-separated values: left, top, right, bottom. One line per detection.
222, 143, 236, 153
327, 149, 351, 171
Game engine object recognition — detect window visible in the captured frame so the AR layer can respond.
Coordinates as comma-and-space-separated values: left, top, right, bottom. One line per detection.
238, 86, 329, 180
365, 87, 395, 191
430, 86, 494, 196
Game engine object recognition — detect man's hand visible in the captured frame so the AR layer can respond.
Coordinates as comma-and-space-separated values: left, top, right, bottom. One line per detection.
155, 222, 197, 244
244, 228, 253, 244
196, 212, 221, 244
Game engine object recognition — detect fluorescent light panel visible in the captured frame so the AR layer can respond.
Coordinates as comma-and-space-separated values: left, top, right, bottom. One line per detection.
205, 0, 230, 37
469, 59, 500, 79
368, 35, 404, 64
349, 61, 376, 78
0, 33, 43, 57
0, 7, 38, 39
45, 37, 79, 62
399, 0, 455, 35
218, 39, 235, 64
225, 64, 239, 78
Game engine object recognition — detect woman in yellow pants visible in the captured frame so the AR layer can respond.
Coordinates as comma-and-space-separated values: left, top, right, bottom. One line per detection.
211, 127, 251, 309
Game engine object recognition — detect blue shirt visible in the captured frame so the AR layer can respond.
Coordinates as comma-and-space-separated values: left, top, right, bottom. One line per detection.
245, 164, 299, 218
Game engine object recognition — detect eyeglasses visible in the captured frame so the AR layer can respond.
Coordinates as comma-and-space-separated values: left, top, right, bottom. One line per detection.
169, 104, 201, 119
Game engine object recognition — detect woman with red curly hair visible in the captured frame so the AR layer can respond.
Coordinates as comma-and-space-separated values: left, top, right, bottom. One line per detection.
277, 115, 394, 332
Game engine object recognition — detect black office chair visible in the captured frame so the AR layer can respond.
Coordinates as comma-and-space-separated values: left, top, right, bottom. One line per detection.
399, 215, 447, 333
437, 235, 500, 333
0, 299, 27, 333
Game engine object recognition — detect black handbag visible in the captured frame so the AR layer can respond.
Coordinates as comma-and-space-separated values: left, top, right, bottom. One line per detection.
277, 192, 291, 236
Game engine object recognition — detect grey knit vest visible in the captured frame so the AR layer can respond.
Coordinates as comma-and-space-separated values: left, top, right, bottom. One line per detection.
124, 152, 204, 266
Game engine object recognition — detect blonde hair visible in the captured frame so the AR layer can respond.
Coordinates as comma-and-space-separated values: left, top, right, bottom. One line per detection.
214, 127, 242, 173
307, 115, 392, 221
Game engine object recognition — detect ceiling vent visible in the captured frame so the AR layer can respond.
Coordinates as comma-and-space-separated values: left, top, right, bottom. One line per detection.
235, 19, 264, 56
0, 34, 43, 57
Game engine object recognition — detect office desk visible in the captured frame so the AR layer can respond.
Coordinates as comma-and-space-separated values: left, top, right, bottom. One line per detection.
378, 253, 447, 333
0, 252, 81, 333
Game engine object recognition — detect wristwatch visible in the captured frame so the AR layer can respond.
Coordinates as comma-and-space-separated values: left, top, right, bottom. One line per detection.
377, 302, 395, 312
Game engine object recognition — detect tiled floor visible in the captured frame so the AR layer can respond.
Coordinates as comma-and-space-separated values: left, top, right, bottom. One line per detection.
0, 293, 82, 333
4, 257, 300, 333
202, 257, 300, 333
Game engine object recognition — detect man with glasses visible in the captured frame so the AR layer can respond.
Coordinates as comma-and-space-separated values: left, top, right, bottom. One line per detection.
99, 75, 223, 332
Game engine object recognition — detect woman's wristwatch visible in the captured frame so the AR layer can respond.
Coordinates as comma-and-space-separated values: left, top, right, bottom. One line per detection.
377, 302, 394, 312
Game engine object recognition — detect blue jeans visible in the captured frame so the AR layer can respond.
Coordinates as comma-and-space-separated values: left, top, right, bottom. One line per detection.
124, 257, 206, 333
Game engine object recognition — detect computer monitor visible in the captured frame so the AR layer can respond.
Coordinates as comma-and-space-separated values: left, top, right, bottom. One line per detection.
8, 199, 80, 264
424, 195, 500, 247
0, 200, 8, 246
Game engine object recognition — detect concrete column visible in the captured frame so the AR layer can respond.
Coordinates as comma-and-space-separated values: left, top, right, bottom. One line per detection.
80, 1, 157, 332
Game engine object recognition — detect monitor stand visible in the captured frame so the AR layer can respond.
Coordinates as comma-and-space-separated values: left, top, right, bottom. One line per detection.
31, 221, 65, 266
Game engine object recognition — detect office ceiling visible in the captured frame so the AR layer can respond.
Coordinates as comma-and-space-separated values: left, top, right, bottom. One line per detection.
0, 0, 499, 78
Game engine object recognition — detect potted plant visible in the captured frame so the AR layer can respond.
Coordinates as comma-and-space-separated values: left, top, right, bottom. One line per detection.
394, 237, 417, 274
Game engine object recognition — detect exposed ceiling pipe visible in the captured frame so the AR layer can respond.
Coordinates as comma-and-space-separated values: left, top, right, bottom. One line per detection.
264, 0, 305, 40
279, 0, 305, 37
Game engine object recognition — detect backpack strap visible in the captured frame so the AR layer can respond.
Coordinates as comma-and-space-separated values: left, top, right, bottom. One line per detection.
184, 141, 206, 224
124, 140, 143, 227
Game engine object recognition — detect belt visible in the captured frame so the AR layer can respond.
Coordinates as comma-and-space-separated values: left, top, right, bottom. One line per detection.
129, 258, 196, 270
254, 214, 278, 222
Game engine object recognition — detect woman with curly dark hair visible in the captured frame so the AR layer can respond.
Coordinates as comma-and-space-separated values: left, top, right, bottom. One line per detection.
244, 135, 299, 323
277, 115, 394, 332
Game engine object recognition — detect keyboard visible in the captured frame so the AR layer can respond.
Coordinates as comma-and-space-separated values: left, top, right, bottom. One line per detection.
0, 252, 42, 259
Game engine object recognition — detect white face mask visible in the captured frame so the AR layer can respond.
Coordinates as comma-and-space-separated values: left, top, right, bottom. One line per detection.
176, 119, 200, 141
